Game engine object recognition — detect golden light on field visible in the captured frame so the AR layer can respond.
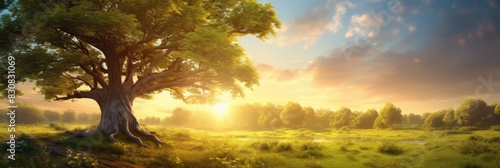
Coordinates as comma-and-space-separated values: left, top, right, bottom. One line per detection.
212, 103, 229, 118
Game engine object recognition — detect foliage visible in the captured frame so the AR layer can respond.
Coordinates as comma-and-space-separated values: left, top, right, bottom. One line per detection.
77, 112, 90, 123
406, 113, 424, 126
44, 110, 61, 122
378, 141, 404, 155
423, 109, 449, 129
351, 109, 378, 129
495, 104, 500, 115
258, 103, 282, 128
276, 142, 293, 152
459, 136, 495, 156
374, 103, 402, 129
442, 109, 456, 129
253, 140, 279, 151
281, 102, 305, 128
0, 134, 52, 167
5, 124, 500, 168
61, 150, 99, 168
166, 107, 192, 126
330, 107, 352, 129
61, 109, 77, 123
1, 0, 281, 103
49, 122, 68, 131
490, 125, 500, 131
13, 103, 46, 124
230, 103, 261, 128
454, 98, 490, 127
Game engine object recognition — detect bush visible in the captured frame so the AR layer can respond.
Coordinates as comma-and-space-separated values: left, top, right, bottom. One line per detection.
378, 141, 404, 155
339, 126, 351, 131
49, 123, 68, 131
444, 129, 472, 135
299, 142, 324, 152
276, 142, 293, 152
488, 137, 500, 143
458, 126, 476, 132
490, 125, 500, 131
253, 141, 278, 151
459, 136, 496, 156
60, 150, 99, 168
0, 134, 52, 167
172, 131, 191, 141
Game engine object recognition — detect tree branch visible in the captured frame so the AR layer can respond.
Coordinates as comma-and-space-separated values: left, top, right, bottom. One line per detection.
54, 91, 93, 101
63, 73, 94, 89
134, 46, 177, 69
79, 64, 108, 89
131, 58, 186, 94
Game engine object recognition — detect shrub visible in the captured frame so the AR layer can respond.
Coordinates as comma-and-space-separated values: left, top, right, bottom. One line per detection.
459, 136, 494, 156
60, 150, 99, 168
490, 125, 500, 131
299, 142, 323, 152
298, 150, 325, 158
458, 126, 476, 132
49, 123, 68, 131
255, 141, 278, 151
0, 134, 53, 167
488, 137, 500, 143
172, 131, 191, 141
378, 141, 404, 155
339, 126, 351, 131
444, 130, 472, 135
276, 142, 293, 152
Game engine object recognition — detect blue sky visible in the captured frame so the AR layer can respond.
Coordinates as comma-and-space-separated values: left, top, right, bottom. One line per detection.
237, 0, 500, 113
5, 0, 500, 119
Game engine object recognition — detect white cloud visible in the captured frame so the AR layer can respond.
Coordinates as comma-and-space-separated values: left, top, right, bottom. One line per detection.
345, 13, 385, 38
326, 4, 346, 33
407, 24, 417, 32
274, 1, 349, 49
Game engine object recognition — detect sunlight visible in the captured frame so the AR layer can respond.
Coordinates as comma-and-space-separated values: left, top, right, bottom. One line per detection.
213, 103, 228, 118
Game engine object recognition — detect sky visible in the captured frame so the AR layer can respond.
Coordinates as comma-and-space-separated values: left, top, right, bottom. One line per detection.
4, 0, 500, 119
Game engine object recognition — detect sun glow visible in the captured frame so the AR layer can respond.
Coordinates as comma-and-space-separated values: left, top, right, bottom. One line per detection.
213, 103, 229, 117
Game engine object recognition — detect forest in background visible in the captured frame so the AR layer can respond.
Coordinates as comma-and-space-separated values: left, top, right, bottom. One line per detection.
2, 98, 499, 131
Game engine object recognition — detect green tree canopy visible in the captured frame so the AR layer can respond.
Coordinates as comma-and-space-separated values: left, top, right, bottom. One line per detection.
43, 110, 61, 122
351, 109, 378, 129
14, 103, 46, 124
374, 103, 402, 129
280, 102, 305, 128
61, 109, 77, 123
168, 107, 192, 126
454, 98, 489, 127
495, 103, 500, 115
0, 0, 280, 145
330, 107, 352, 128
423, 109, 451, 129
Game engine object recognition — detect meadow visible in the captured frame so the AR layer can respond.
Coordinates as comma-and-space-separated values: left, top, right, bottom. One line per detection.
1, 123, 499, 168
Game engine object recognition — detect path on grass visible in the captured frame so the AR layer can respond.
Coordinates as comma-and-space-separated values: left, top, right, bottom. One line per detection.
45, 144, 143, 168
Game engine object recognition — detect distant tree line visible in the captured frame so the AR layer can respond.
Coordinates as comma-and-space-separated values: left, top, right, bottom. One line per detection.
0, 103, 99, 125
142, 98, 500, 130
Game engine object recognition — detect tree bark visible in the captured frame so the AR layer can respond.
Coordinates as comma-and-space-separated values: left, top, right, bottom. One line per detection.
63, 89, 165, 147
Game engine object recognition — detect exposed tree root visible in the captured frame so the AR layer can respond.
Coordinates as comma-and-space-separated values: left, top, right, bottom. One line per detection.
56, 129, 100, 144
134, 127, 166, 147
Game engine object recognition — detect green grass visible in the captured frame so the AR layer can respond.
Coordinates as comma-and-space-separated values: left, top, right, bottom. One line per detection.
1, 124, 500, 168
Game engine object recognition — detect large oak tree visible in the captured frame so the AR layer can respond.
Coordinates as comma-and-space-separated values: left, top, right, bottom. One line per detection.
0, 0, 280, 146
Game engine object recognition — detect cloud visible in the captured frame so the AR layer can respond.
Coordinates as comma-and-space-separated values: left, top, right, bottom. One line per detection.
275, 0, 349, 48
257, 64, 304, 82
407, 24, 417, 32
345, 13, 386, 38
307, 4, 500, 101
326, 4, 347, 33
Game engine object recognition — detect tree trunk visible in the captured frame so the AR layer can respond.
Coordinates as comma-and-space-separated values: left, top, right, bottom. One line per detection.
63, 89, 165, 147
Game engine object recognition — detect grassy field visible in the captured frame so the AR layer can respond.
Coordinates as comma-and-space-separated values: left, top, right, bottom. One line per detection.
1, 124, 500, 168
